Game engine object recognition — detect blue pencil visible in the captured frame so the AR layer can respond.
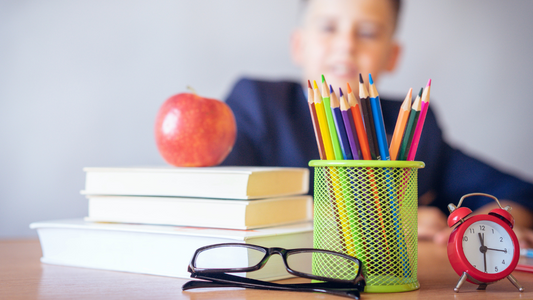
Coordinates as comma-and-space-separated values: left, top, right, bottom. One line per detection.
521, 249, 533, 258
330, 85, 353, 160
368, 74, 390, 161
367, 77, 409, 275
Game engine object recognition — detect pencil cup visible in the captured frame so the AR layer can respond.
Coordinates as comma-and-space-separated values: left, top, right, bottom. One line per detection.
309, 160, 425, 293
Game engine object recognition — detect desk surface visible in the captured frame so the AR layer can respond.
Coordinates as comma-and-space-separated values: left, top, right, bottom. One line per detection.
0, 239, 531, 300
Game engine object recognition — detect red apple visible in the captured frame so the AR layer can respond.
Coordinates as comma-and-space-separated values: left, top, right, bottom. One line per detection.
154, 92, 237, 167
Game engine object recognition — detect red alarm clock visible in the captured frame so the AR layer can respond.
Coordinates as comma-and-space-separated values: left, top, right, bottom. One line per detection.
447, 193, 523, 292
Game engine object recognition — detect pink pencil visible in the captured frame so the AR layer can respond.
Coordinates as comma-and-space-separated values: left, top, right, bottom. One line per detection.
407, 79, 431, 161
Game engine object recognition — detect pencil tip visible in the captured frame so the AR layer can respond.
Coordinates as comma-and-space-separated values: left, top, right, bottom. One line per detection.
359, 73, 363, 84
418, 87, 424, 97
313, 80, 318, 89
307, 80, 312, 89
339, 88, 344, 97
321, 74, 325, 83
347, 83, 352, 94
368, 73, 374, 85
329, 84, 333, 94
427, 79, 432, 87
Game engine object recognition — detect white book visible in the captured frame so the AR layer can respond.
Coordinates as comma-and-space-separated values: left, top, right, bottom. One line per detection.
82, 166, 309, 199
85, 195, 313, 230
30, 219, 313, 281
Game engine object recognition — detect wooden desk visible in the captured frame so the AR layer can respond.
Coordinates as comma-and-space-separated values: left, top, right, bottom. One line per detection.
1, 239, 531, 300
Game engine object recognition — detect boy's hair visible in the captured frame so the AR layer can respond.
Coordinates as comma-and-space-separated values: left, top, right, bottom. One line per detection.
389, 0, 402, 28
301, 0, 402, 30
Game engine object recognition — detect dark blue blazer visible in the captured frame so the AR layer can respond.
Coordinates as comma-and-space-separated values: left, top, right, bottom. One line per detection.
221, 78, 533, 213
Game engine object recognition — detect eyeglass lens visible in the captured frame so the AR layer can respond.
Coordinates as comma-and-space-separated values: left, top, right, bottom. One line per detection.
194, 245, 360, 281
290, 251, 360, 281
195, 245, 266, 269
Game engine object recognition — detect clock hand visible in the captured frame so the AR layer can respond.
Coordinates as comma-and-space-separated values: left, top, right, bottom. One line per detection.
487, 247, 507, 253
479, 233, 487, 272
484, 252, 487, 273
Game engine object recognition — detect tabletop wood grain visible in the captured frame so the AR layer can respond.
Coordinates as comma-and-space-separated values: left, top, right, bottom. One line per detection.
0, 239, 531, 300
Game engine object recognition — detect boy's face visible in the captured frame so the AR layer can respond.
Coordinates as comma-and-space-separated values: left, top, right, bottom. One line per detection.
291, 0, 400, 93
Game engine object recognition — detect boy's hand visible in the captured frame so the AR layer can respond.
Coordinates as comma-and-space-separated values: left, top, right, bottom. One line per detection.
417, 206, 449, 242
512, 226, 533, 249
418, 205, 533, 249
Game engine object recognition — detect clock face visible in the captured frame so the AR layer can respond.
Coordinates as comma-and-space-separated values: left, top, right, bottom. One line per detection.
461, 220, 514, 274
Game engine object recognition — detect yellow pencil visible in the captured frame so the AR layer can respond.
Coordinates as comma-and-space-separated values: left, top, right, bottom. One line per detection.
321, 75, 343, 160
313, 80, 335, 160
316, 82, 354, 256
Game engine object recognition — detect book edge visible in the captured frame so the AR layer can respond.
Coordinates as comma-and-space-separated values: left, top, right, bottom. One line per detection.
30, 219, 314, 239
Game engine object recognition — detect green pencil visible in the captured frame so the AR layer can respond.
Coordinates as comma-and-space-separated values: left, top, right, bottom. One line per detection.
398, 88, 423, 160
321, 75, 343, 160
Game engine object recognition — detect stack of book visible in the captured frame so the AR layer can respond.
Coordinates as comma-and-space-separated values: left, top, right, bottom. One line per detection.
31, 166, 313, 281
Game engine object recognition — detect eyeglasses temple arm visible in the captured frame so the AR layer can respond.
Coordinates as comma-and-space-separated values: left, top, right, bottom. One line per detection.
183, 280, 242, 290
184, 273, 362, 299
183, 278, 363, 291
188, 271, 364, 289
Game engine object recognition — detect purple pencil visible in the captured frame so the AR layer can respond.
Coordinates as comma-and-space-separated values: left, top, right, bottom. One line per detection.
339, 88, 361, 160
330, 85, 353, 160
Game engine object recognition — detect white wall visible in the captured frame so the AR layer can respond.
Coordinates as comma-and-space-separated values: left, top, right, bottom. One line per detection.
1, 0, 532, 238
381, 0, 533, 183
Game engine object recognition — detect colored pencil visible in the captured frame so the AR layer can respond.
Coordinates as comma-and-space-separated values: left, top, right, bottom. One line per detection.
521, 249, 533, 258
359, 74, 380, 160
322, 78, 353, 255
339, 88, 361, 160
366, 75, 408, 273
407, 79, 432, 161
321, 75, 343, 160
314, 82, 348, 254
346, 83, 372, 160
323, 168, 350, 255
313, 80, 335, 160
368, 76, 405, 273
384, 165, 411, 277
307, 80, 326, 160
330, 90, 358, 252
330, 85, 353, 160
366, 168, 391, 275
314, 82, 351, 254
389, 88, 412, 161
368, 74, 390, 161
398, 88, 423, 160
360, 74, 391, 271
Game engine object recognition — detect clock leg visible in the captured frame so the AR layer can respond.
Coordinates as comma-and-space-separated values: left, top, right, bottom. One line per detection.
507, 274, 524, 292
454, 272, 468, 292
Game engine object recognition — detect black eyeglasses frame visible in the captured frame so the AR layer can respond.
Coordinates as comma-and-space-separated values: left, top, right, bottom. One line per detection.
183, 243, 366, 299
188, 242, 363, 284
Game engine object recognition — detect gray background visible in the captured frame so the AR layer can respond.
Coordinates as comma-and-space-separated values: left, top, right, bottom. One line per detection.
1, 0, 533, 238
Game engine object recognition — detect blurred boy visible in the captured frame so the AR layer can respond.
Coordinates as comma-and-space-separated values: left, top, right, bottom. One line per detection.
221, 0, 533, 247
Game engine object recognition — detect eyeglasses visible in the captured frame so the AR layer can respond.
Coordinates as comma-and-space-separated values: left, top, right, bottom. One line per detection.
182, 243, 365, 299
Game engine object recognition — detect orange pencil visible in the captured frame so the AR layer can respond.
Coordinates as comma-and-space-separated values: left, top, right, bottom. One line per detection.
389, 88, 412, 160
346, 83, 372, 160
307, 80, 326, 159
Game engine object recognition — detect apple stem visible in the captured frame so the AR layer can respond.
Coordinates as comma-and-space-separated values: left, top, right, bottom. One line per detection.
186, 85, 198, 96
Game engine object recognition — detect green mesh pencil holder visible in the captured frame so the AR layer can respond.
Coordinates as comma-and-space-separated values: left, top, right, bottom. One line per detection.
309, 160, 425, 293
